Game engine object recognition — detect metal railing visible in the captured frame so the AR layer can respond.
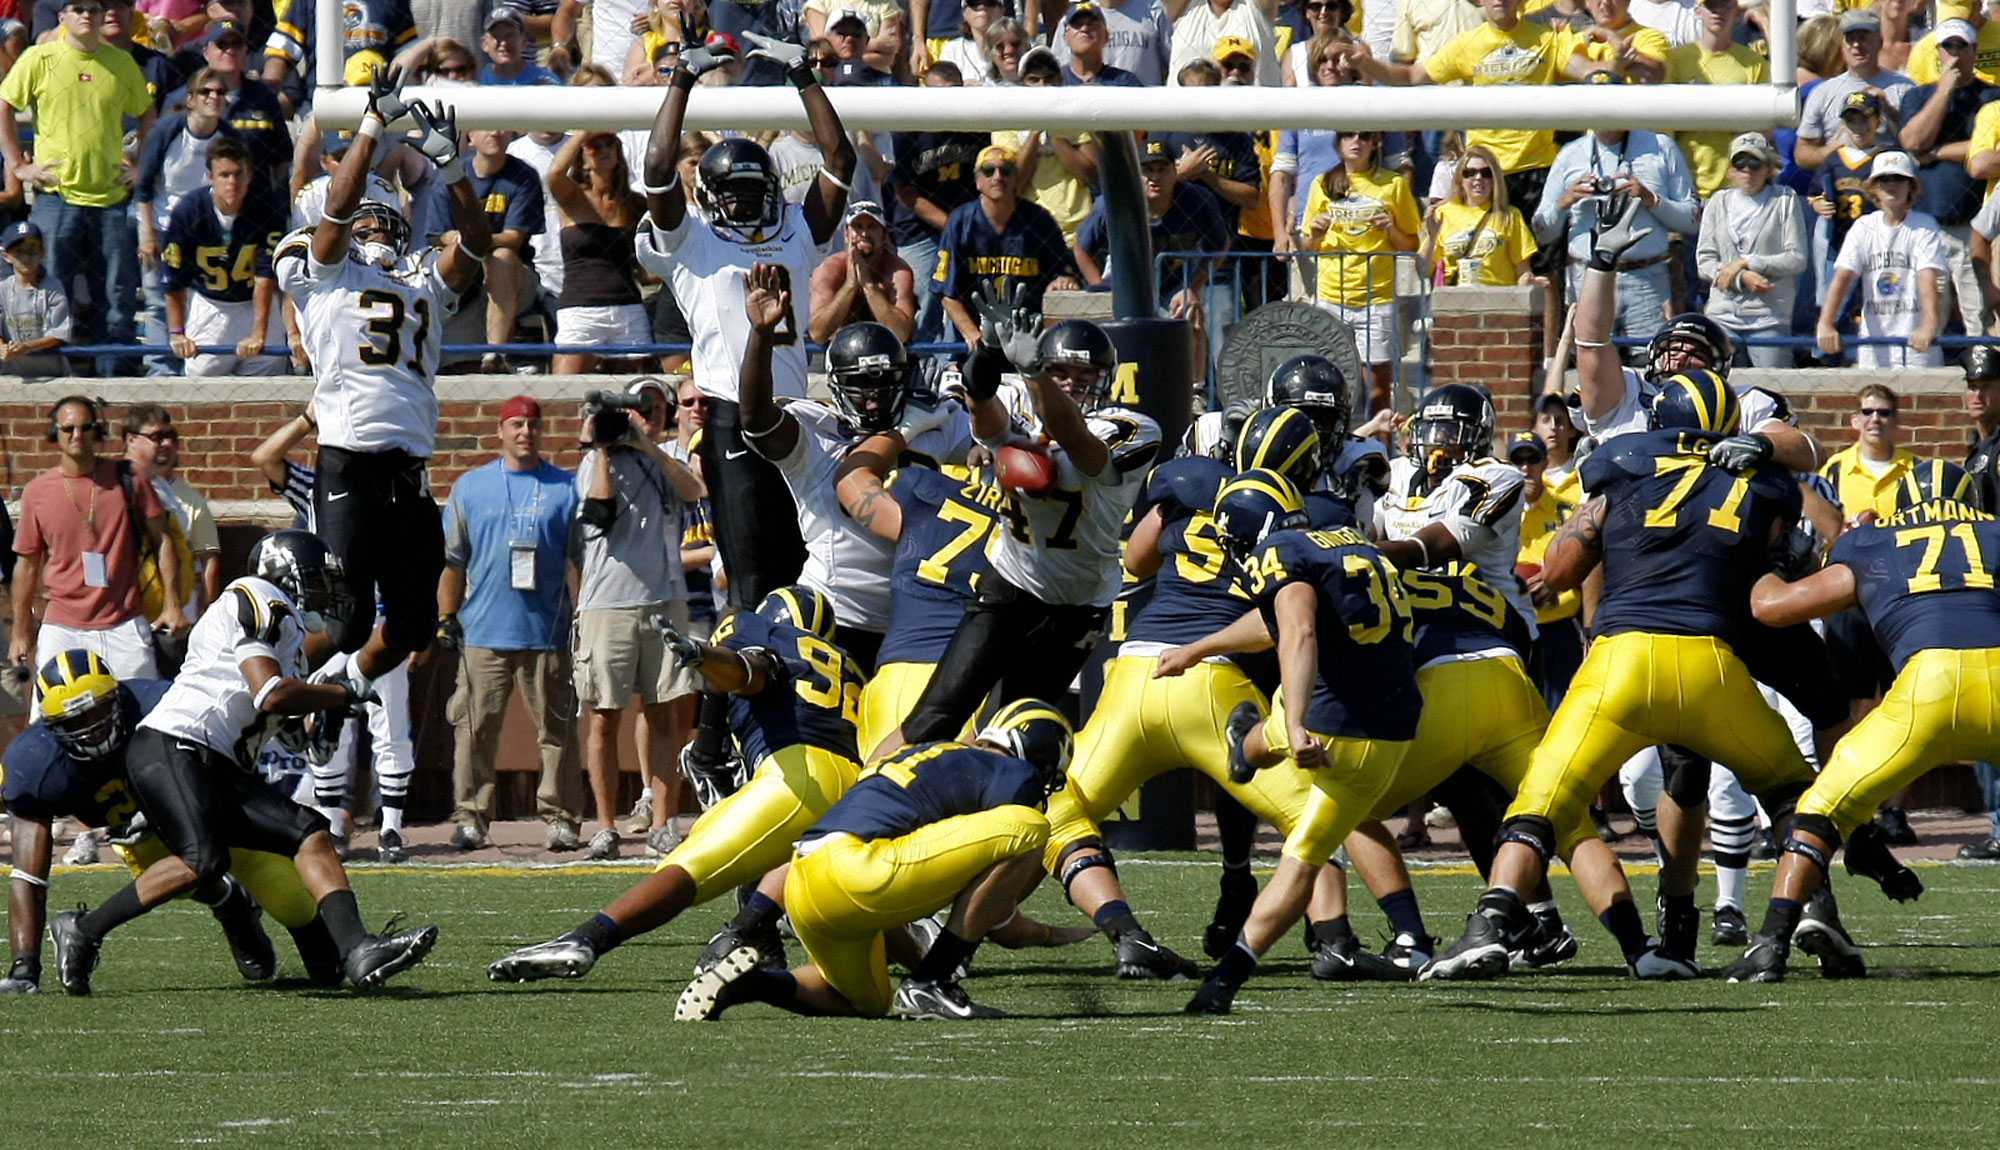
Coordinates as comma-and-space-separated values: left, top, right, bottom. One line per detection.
1611, 333, 1998, 366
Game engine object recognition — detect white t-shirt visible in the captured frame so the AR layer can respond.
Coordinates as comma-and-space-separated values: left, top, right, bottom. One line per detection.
1835, 210, 1947, 368
1626, 0, 1700, 46
139, 576, 309, 765
507, 132, 571, 300
1373, 454, 1537, 652
274, 230, 462, 456
581, 0, 652, 79
633, 202, 827, 402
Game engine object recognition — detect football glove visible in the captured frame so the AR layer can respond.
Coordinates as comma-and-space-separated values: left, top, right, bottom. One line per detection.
1587, 190, 1652, 273
973, 280, 1042, 371
1709, 433, 1774, 474
104, 812, 152, 848
1768, 523, 1819, 581
679, 37, 739, 80
408, 100, 465, 182
365, 63, 410, 127
678, 741, 750, 810
743, 31, 810, 84
436, 614, 463, 653
656, 619, 706, 669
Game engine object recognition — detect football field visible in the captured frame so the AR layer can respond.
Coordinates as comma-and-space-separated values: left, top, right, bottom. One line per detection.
10, 858, 1999, 1148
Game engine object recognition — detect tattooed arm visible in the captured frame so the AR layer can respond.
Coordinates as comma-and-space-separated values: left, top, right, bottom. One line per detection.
1541, 495, 1608, 594
836, 432, 906, 543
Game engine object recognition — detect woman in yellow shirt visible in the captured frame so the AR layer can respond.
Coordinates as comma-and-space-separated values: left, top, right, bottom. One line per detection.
624, 0, 711, 86
1303, 129, 1419, 414
1424, 146, 1539, 286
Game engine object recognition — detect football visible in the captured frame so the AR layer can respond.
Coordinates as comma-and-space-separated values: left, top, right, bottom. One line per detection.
995, 444, 1058, 494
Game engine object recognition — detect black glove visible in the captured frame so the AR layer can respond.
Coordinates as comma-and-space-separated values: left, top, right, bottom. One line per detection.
962, 343, 1006, 403
365, 63, 409, 126
1587, 190, 1652, 273
1768, 524, 1819, 581
1709, 433, 1774, 474
657, 619, 705, 668
436, 614, 463, 652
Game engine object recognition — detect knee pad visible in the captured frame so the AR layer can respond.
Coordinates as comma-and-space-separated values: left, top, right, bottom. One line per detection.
1781, 833, 1833, 878
1055, 841, 1115, 905
1497, 815, 1557, 867
1660, 746, 1712, 808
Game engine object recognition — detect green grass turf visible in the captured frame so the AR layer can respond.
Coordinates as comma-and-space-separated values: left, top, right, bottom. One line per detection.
8, 858, 2000, 1148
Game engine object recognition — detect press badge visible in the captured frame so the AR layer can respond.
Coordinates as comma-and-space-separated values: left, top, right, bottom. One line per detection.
83, 550, 109, 589
510, 537, 538, 591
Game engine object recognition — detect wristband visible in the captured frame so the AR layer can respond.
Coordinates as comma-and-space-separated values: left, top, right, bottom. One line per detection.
787, 60, 817, 90
251, 675, 282, 711
642, 181, 677, 196
9, 869, 47, 889
357, 113, 385, 141
816, 167, 850, 192
1413, 535, 1431, 569
321, 206, 356, 225
671, 66, 698, 91
169, 328, 185, 336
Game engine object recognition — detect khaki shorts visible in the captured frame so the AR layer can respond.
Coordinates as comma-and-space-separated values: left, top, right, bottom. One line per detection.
573, 602, 699, 709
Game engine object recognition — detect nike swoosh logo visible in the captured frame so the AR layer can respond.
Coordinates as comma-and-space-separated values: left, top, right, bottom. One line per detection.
327, 491, 350, 501
724, 449, 750, 460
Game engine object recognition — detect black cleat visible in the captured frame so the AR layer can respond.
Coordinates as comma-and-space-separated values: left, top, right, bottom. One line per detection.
1418, 912, 1512, 982
1515, 915, 1580, 969
1873, 806, 1918, 847
48, 909, 102, 997
1960, 836, 2000, 861
1792, 889, 1865, 979
344, 920, 438, 990
290, 921, 345, 987
1183, 973, 1239, 1015
1203, 869, 1258, 959
1656, 897, 1700, 966
893, 977, 1004, 1019
1711, 905, 1749, 948
1843, 822, 1924, 902
1223, 701, 1262, 785
1725, 934, 1789, 984
1116, 929, 1199, 981
695, 924, 787, 975
213, 893, 277, 982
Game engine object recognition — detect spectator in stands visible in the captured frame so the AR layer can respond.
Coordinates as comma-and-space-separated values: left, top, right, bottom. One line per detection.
97, 1, 176, 111
1817, 150, 1943, 368
566, 0, 645, 79
808, 200, 917, 342
1169, 0, 1278, 86
1302, 129, 1420, 412
1058, 1, 1147, 85
137, 70, 241, 273
120, 402, 217, 618
1052, 0, 1171, 85
1077, 136, 1228, 373
1900, 19, 2000, 337
407, 0, 495, 59
1873, 0, 1919, 75
262, 0, 417, 116
1794, 10, 1914, 171
509, 125, 571, 304
890, 64, 987, 340
0, 220, 70, 377
1424, 144, 1539, 285
993, 48, 1099, 245
803, 0, 904, 76
441, 394, 587, 853
983, 15, 1031, 83
573, 381, 705, 860
1909, 3, 2000, 88
1392, 0, 1478, 75
483, 6, 560, 84
1281, 0, 1348, 86
937, 143, 1080, 345
1535, 118, 1697, 342
929, 0, 1001, 83
161, 137, 287, 376
1162, 53, 1261, 343
1529, 0, 1590, 34
548, 132, 646, 375
1519, 397, 1585, 711
1812, 90, 1889, 286
1572, 0, 1667, 83
1, 0, 156, 377
507, 0, 569, 68
424, 127, 545, 373
669, 378, 721, 630
1696, 131, 1807, 367
1269, 38, 1355, 262
1819, 383, 1918, 521
1666, 0, 1767, 202
392, 34, 480, 82
621, 0, 706, 85
825, 7, 895, 85
164, 20, 288, 180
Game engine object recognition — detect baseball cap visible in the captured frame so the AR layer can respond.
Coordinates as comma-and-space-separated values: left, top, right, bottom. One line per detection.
1937, 18, 1979, 47
486, 6, 526, 32
1, 220, 43, 251
976, 143, 1016, 169
1506, 431, 1547, 465
1839, 9, 1881, 33
1019, 45, 1062, 76
1532, 392, 1570, 419
829, 6, 875, 33
1212, 35, 1256, 64
1068, 2, 1106, 25
844, 199, 887, 227
1728, 130, 1778, 164
1868, 150, 1919, 182
1141, 138, 1174, 164
1842, 89, 1882, 117
345, 48, 387, 87
499, 395, 542, 423
197, 18, 246, 48
627, 377, 670, 408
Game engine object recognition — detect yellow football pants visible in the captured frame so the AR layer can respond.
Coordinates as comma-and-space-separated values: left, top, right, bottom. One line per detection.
115, 838, 319, 930
785, 806, 1050, 1017
1507, 632, 1815, 830
656, 744, 861, 903
1042, 655, 1318, 871
856, 661, 975, 759
1259, 698, 1409, 866
1368, 658, 1593, 858
1801, 647, 2000, 837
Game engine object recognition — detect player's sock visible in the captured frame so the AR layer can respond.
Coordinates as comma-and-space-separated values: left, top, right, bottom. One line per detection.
725, 891, 783, 935
191, 875, 251, 916
379, 802, 406, 836
77, 884, 149, 940
1215, 940, 1258, 988
1476, 887, 1526, 928
1215, 794, 1258, 868
571, 912, 625, 955
1093, 900, 1143, 939
1658, 891, 1698, 958
1598, 897, 1650, 961
1376, 888, 1426, 940
1713, 851, 1749, 911
911, 927, 978, 982
731, 967, 801, 1011
316, 889, 369, 955
1757, 897, 1804, 943
1309, 915, 1355, 948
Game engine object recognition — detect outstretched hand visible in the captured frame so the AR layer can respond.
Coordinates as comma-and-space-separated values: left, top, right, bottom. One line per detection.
972, 279, 1041, 370
657, 618, 706, 668
366, 63, 410, 126
681, 35, 739, 78
743, 30, 807, 72
744, 263, 792, 334
408, 100, 463, 171
1588, 190, 1652, 271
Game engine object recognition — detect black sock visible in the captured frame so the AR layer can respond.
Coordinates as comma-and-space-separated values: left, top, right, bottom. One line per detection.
727, 891, 782, 935
77, 883, 150, 941
190, 874, 243, 909
1758, 897, 1804, 943
571, 912, 624, 955
316, 889, 368, 956
1218, 862, 1257, 903
1093, 900, 1142, 939
912, 927, 977, 982
1215, 795, 1259, 868
1377, 888, 1427, 940
1599, 897, 1650, 961
690, 691, 730, 761
1215, 940, 1258, 988
1309, 915, 1355, 948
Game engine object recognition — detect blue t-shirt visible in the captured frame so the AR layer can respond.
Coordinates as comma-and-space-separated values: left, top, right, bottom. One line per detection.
1897, 81, 2000, 226
442, 459, 580, 651
1075, 181, 1230, 296
887, 130, 987, 244
936, 196, 1076, 312
805, 741, 1045, 843
160, 187, 288, 304
1062, 63, 1144, 86
480, 63, 562, 86
424, 156, 547, 262
1154, 129, 1261, 234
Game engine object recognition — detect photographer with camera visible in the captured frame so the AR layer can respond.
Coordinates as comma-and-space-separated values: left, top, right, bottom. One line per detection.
571, 380, 706, 860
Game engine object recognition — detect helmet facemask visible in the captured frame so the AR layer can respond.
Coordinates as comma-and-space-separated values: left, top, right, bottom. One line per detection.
1046, 362, 1109, 413
350, 203, 409, 269
829, 363, 910, 435
50, 690, 129, 760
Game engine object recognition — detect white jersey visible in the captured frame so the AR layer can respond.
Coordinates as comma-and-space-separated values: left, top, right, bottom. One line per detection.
139, 577, 310, 766
634, 202, 826, 403
1581, 366, 1790, 444
1374, 454, 1538, 643
986, 388, 1163, 607
274, 230, 462, 457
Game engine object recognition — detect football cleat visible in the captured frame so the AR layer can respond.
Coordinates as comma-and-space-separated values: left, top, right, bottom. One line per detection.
212, 891, 278, 982
1725, 935, 1789, 984
1115, 929, 1200, 981
48, 909, 102, 996
62, 829, 102, 866
344, 921, 438, 990
1792, 889, 1866, 979
1418, 912, 1512, 982
893, 977, 1004, 1020
377, 827, 408, 864
1843, 822, 1924, 902
1514, 917, 1580, 969
1312, 933, 1417, 983
907, 914, 971, 980
1873, 806, 1918, 847
1379, 932, 1435, 976
488, 935, 597, 982
1182, 974, 1239, 1015
675, 945, 761, 1022
1656, 897, 1700, 965
1711, 905, 1749, 947
694, 924, 787, 976
1223, 701, 1262, 785
1628, 944, 1699, 980
1203, 869, 1259, 959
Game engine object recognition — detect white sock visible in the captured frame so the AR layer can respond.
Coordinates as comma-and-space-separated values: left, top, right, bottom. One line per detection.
320, 806, 350, 838
380, 805, 405, 835
1715, 864, 1746, 912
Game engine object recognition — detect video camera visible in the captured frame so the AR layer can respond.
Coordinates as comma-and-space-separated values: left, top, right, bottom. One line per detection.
583, 389, 649, 446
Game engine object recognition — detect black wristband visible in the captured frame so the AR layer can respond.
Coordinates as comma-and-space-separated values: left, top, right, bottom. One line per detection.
9, 954, 40, 985
1587, 248, 1618, 274
671, 66, 698, 91
787, 61, 817, 90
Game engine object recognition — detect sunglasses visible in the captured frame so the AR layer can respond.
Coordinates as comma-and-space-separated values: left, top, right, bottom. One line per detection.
1462, 166, 1493, 179
979, 163, 1017, 177
1859, 407, 1898, 419
1731, 156, 1765, 170
679, 397, 707, 408
437, 62, 475, 77
131, 428, 180, 443
197, 86, 229, 97
1305, 2, 1341, 11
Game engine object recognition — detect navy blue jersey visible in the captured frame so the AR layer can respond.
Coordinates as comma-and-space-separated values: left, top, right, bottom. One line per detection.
1075, 182, 1230, 297
1243, 527, 1422, 740
1128, 458, 1242, 647
1582, 428, 1802, 645
1, 679, 170, 827
887, 130, 986, 245
1154, 130, 1262, 234
161, 187, 287, 303
1305, 492, 1358, 529
878, 466, 1002, 666
1399, 561, 1534, 667
936, 196, 1076, 316
717, 611, 864, 764
804, 741, 1045, 843
1829, 500, 2000, 674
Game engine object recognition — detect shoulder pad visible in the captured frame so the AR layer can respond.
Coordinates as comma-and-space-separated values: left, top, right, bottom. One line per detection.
229, 583, 293, 646
1091, 410, 1164, 474
1740, 385, 1793, 426
273, 226, 315, 266
1146, 457, 1229, 521
1453, 461, 1525, 527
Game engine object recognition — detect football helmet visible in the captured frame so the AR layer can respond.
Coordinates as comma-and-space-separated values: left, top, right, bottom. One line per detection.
693, 138, 785, 242
1212, 469, 1307, 571
1647, 313, 1733, 384
350, 200, 411, 268
35, 650, 131, 761
1895, 459, 1977, 513
248, 530, 352, 633
1234, 406, 1324, 493
1648, 368, 1741, 435
1967, 344, 2000, 385
1264, 354, 1353, 446
1034, 320, 1119, 412
1409, 383, 1496, 481
975, 698, 1075, 795
826, 322, 911, 434
757, 585, 837, 642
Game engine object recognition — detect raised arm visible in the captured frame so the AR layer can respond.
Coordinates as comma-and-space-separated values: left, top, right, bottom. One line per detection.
405, 101, 491, 293
313, 66, 410, 266
251, 407, 316, 489
545, 130, 596, 224
738, 263, 802, 460
1574, 195, 1651, 422
643, 42, 739, 229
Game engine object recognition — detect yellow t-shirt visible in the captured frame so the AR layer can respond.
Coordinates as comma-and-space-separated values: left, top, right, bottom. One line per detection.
1304, 167, 1422, 307
0, 35, 154, 207
1818, 445, 1919, 522
1517, 463, 1582, 623
1574, 17, 1669, 66
1666, 42, 1770, 200
1968, 100, 2000, 200
1239, 130, 1279, 242
1431, 200, 1537, 285
1423, 19, 1579, 173
991, 129, 1096, 244
1908, 21, 2000, 87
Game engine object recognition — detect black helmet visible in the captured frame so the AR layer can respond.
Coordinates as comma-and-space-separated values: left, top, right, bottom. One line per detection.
1895, 459, 1977, 513
975, 698, 1075, 796
248, 530, 352, 631
1212, 469, 1308, 569
350, 200, 411, 265
826, 322, 911, 434
1966, 345, 2000, 385
1035, 320, 1119, 412
1648, 369, 1741, 435
1409, 384, 1496, 479
1647, 313, 1734, 384
35, 649, 131, 761
757, 585, 837, 642
1234, 406, 1323, 493
694, 138, 785, 241
1264, 354, 1353, 445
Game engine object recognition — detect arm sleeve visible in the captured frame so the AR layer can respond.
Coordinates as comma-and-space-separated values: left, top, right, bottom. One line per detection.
159, 201, 195, 293
135, 120, 173, 205
42, 289, 71, 343
442, 490, 471, 567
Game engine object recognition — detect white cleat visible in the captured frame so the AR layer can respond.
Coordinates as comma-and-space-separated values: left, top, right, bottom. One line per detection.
487, 936, 598, 983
